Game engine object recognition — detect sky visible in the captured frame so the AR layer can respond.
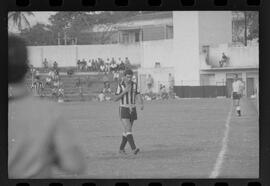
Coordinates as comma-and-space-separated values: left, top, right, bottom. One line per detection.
8, 11, 56, 33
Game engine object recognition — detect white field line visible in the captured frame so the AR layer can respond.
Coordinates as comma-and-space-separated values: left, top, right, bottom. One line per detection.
209, 102, 233, 178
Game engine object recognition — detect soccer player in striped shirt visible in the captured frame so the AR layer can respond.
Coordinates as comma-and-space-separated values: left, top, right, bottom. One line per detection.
114, 69, 144, 155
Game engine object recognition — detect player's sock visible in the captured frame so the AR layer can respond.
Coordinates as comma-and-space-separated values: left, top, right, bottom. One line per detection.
126, 132, 136, 150
120, 133, 127, 150
236, 106, 241, 116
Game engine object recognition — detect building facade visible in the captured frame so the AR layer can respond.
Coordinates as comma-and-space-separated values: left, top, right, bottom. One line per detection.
27, 11, 259, 98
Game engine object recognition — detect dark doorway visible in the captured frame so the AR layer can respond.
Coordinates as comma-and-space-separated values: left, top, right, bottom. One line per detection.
247, 77, 255, 97
226, 78, 233, 98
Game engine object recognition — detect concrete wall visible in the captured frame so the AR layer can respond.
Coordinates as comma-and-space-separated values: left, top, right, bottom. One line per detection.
27, 43, 142, 67
118, 18, 173, 29
141, 39, 173, 68
27, 39, 173, 69
173, 11, 200, 86
208, 44, 259, 67
199, 11, 232, 46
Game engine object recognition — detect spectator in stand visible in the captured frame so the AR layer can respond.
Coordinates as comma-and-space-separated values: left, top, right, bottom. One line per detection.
125, 57, 131, 69
219, 52, 229, 67
110, 57, 116, 65
43, 58, 49, 72
168, 73, 175, 98
111, 61, 117, 72
91, 59, 95, 71
53, 61, 58, 70
100, 64, 105, 73
45, 70, 54, 88
119, 61, 125, 71
57, 83, 65, 103
77, 59, 81, 71
29, 65, 36, 89
98, 90, 105, 102
95, 59, 99, 72
160, 84, 168, 100
113, 71, 120, 82
132, 75, 137, 83
88, 59, 92, 71
118, 58, 122, 65
33, 76, 43, 97
105, 63, 110, 74
82, 59, 87, 71
146, 74, 154, 93
103, 81, 112, 101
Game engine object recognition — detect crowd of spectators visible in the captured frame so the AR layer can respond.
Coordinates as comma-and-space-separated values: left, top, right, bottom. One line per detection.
30, 65, 64, 102
76, 57, 131, 73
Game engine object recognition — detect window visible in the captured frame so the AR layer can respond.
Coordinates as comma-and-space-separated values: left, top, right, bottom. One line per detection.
135, 32, 140, 42
166, 25, 173, 39
122, 33, 129, 44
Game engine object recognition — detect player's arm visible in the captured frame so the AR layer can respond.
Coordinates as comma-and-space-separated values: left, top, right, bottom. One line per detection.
136, 91, 144, 110
114, 85, 131, 102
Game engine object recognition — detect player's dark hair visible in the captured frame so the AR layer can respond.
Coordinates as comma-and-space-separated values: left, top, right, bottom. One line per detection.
124, 69, 133, 76
8, 35, 29, 84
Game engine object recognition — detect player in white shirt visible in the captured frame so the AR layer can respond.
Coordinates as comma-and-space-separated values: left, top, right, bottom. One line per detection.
232, 74, 245, 116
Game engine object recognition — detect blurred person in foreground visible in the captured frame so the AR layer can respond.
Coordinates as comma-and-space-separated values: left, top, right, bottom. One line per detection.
8, 35, 85, 178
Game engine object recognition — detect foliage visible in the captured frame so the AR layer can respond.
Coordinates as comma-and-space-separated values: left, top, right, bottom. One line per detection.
8, 12, 34, 31
20, 23, 55, 45
17, 11, 151, 45
232, 11, 259, 44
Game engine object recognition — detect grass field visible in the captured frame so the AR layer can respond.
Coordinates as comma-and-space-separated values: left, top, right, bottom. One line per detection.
54, 98, 259, 179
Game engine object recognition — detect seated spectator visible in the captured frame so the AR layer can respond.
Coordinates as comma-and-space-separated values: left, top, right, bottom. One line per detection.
113, 71, 120, 81
81, 59, 87, 71
98, 91, 105, 102
219, 52, 229, 67
35, 69, 40, 78
57, 86, 65, 103
124, 57, 131, 69
45, 76, 52, 87
132, 75, 137, 83
43, 58, 49, 72
168, 73, 175, 98
111, 62, 117, 72
103, 81, 112, 94
119, 61, 125, 71
160, 85, 169, 100
100, 64, 105, 72
67, 68, 74, 76
87, 60, 92, 71
53, 61, 58, 70
32, 76, 44, 97
118, 57, 122, 64
99, 81, 112, 101
77, 60, 81, 71
146, 74, 154, 93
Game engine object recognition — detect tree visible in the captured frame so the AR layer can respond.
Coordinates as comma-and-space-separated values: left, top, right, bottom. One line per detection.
232, 11, 258, 45
8, 12, 34, 32
20, 23, 55, 45
16, 11, 157, 45
48, 11, 142, 45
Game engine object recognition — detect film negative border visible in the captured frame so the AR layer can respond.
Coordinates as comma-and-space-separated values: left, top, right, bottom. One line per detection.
1, 0, 269, 186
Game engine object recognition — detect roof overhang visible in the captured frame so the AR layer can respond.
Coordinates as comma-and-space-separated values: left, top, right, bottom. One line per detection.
200, 66, 259, 72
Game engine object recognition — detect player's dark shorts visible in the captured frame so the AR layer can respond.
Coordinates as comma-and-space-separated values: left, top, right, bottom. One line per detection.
119, 107, 137, 121
232, 92, 241, 100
